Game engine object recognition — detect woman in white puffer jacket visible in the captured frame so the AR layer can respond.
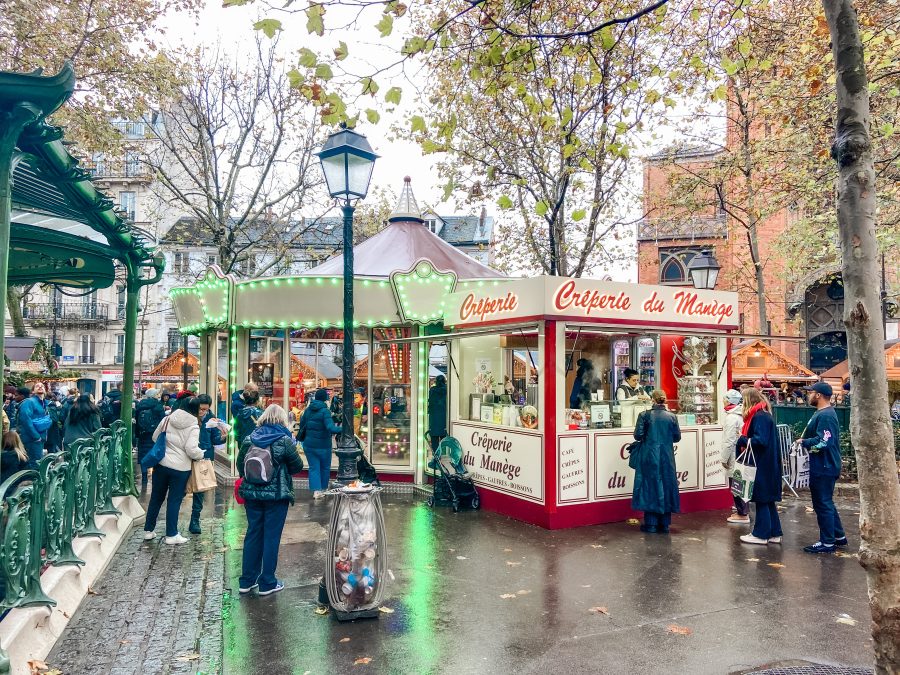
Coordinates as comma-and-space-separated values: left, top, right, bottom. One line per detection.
720, 388, 749, 524
143, 397, 204, 544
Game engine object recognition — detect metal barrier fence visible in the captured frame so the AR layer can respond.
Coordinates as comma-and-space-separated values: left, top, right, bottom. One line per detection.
0, 420, 136, 672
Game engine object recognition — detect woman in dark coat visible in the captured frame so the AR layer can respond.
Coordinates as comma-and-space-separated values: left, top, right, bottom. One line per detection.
134, 389, 166, 484
631, 389, 681, 534
64, 394, 102, 450
737, 388, 783, 545
297, 388, 342, 499
427, 375, 448, 452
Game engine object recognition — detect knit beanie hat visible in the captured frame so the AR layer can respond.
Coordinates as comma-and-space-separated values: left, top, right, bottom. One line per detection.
724, 389, 743, 406
314, 388, 329, 402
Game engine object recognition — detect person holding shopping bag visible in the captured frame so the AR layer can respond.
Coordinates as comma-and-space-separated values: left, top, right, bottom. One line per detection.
720, 389, 749, 524
737, 388, 783, 545
143, 397, 204, 545
237, 404, 304, 596
631, 389, 681, 534
297, 388, 342, 500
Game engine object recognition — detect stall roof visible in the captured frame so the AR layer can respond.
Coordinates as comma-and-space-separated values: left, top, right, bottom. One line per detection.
820, 339, 900, 383
731, 339, 818, 383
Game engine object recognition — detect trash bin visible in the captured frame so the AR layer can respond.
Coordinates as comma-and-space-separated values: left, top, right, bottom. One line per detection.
325, 484, 387, 621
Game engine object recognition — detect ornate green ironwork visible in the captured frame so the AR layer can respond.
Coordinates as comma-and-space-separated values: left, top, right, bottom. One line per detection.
71, 440, 104, 539
109, 420, 137, 498
38, 452, 83, 568
94, 430, 120, 516
0, 471, 55, 609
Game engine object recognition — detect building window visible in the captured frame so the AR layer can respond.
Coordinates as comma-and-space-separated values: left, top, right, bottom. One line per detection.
207, 253, 218, 267
80, 335, 96, 364
118, 191, 136, 221
424, 218, 441, 234
236, 255, 257, 277
124, 151, 141, 177
115, 334, 125, 364
116, 285, 126, 320
658, 248, 703, 286
172, 252, 189, 274
167, 328, 182, 357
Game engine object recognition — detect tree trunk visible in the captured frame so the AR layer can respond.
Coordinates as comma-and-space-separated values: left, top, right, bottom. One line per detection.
746, 223, 768, 334
823, 1, 900, 671
6, 286, 28, 337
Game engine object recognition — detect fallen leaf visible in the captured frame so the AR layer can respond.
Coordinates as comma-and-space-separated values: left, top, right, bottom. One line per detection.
516, 589, 531, 595
805, 507, 815, 513
378, 606, 394, 614
745, 558, 760, 562
27, 660, 49, 674
314, 606, 329, 615
506, 561, 521, 566
62, 611, 70, 618
456, 556, 467, 560
503, 548, 512, 552
589, 606, 609, 615
666, 624, 693, 635
835, 551, 858, 559
499, 593, 517, 599
175, 653, 201, 662
686, 537, 702, 542
626, 518, 640, 525
767, 563, 785, 569
119, 640, 131, 645
590, 544, 605, 549
354, 657, 373, 665
581, 584, 592, 588
87, 587, 100, 595
836, 614, 857, 626
340, 637, 351, 643
448, 548, 455, 552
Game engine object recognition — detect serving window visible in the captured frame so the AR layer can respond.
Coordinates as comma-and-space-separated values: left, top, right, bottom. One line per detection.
454, 329, 541, 431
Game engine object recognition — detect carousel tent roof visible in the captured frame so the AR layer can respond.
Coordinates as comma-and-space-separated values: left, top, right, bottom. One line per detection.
305, 177, 504, 279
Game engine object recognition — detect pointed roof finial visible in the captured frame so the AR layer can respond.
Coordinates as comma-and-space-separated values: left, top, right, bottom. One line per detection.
389, 176, 424, 223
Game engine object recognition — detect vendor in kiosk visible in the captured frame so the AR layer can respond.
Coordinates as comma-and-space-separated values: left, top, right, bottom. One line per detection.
616, 368, 651, 402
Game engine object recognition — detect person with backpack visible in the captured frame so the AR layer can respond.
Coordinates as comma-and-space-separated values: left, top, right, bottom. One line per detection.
143, 396, 204, 545
134, 389, 165, 484
297, 388, 342, 500
17, 383, 50, 469
237, 404, 304, 596
99, 384, 123, 428
235, 389, 263, 449
64, 394, 102, 450
189, 393, 223, 535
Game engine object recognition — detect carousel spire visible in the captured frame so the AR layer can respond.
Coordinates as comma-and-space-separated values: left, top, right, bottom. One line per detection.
388, 176, 424, 223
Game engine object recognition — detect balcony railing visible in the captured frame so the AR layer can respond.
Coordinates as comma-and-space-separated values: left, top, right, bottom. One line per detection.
637, 215, 727, 242
81, 160, 153, 181
24, 302, 110, 327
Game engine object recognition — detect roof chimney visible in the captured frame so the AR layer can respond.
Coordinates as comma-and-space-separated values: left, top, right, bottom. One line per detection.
388, 176, 424, 224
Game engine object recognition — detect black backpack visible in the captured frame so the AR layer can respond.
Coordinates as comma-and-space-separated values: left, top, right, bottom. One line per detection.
136, 406, 157, 436
244, 444, 275, 485
98, 397, 115, 426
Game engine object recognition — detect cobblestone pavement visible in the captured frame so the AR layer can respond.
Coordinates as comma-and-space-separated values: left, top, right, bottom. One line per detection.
46, 490, 227, 675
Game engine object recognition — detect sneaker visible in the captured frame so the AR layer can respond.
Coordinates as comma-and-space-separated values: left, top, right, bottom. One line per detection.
163, 534, 189, 545
740, 534, 769, 545
258, 580, 285, 596
803, 541, 836, 554
238, 583, 259, 595
143, 531, 157, 541
727, 515, 751, 524
313, 491, 325, 500
768, 536, 783, 544
188, 522, 201, 535
835, 536, 849, 547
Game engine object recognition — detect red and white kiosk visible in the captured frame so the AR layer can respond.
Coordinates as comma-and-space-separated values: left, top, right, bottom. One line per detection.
171, 178, 740, 529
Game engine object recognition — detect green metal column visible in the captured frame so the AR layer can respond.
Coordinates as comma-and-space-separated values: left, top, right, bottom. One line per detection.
0, 104, 39, 394
117, 263, 140, 496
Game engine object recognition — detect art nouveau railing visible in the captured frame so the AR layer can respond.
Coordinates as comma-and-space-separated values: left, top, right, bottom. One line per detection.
0, 420, 135, 672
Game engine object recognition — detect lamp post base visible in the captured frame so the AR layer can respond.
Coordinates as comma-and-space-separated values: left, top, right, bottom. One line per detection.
334, 440, 361, 484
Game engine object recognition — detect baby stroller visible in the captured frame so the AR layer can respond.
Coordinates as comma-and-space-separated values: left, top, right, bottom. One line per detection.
426, 437, 480, 512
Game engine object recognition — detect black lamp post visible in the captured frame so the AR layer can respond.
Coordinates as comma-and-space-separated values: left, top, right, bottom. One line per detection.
687, 250, 722, 290
316, 125, 378, 484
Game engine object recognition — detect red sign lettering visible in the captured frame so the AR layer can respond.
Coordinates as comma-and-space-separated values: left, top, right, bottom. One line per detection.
672, 290, 735, 325
553, 280, 631, 315
459, 292, 519, 322
642, 291, 665, 315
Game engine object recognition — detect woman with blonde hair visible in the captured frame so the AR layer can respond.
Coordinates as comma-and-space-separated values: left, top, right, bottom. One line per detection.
1, 431, 29, 485
631, 389, 681, 534
237, 404, 304, 596
736, 387, 783, 545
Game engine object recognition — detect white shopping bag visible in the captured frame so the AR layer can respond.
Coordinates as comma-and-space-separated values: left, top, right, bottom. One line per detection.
791, 445, 810, 489
730, 443, 756, 502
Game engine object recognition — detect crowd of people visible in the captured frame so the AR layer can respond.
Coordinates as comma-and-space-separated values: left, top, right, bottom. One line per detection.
628, 380, 848, 553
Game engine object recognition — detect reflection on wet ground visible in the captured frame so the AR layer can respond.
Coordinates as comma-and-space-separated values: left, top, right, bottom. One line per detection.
221, 493, 874, 675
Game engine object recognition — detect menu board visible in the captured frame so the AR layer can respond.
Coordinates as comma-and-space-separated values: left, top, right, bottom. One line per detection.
558, 435, 589, 503
702, 427, 727, 488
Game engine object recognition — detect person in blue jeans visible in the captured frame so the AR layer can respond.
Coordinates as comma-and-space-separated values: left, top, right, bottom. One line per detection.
237, 404, 304, 596
16, 384, 48, 469
144, 397, 204, 545
189, 394, 223, 535
799, 381, 847, 553
297, 388, 341, 500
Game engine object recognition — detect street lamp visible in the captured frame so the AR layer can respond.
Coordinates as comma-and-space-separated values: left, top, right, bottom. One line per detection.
687, 250, 721, 290
316, 125, 378, 483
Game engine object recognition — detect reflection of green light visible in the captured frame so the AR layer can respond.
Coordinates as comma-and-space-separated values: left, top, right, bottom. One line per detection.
406, 505, 438, 672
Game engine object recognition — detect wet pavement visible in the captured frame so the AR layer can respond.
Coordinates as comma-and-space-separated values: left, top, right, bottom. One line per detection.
221, 493, 874, 675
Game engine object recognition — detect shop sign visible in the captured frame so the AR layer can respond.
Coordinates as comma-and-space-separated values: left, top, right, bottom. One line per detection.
702, 427, 728, 488
558, 435, 589, 503
593, 429, 700, 500
458, 291, 519, 323
452, 421, 544, 503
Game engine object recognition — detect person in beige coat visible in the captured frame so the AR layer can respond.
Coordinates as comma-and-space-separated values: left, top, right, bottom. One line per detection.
143, 398, 204, 544
720, 388, 749, 524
